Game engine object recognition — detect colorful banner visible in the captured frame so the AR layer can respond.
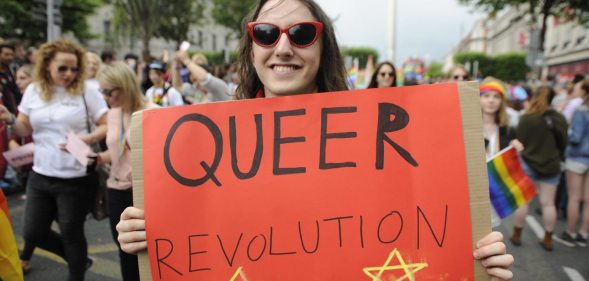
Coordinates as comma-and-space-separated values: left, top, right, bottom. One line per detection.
487, 146, 536, 218
132, 82, 491, 281
0, 190, 23, 281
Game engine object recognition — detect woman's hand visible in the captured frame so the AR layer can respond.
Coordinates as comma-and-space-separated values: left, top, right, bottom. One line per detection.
117, 207, 147, 254
510, 139, 524, 153
474, 231, 514, 280
0, 104, 14, 123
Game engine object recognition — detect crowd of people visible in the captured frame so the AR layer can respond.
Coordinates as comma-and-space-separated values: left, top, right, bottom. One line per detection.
0, 0, 588, 280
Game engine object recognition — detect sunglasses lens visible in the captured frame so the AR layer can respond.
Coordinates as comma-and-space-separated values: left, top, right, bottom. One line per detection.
289, 23, 317, 46
253, 24, 280, 46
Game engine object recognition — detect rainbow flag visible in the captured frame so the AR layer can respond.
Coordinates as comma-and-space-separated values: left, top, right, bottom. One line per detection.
0, 189, 23, 281
487, 146, 536, 218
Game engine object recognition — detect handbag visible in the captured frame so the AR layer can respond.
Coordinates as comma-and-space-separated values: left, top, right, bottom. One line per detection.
82, 93, 110, 221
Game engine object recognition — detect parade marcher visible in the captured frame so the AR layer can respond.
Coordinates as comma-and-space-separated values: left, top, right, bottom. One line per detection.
554, 79, 589, 248
85, 52, 102, 91
559, 78, 586, 124
367, 61, 397, 88
145, 62, 184, 107
448, 64, 470, 82
0, 39, 108, 281
116, 1, 514, 279
510, 86, 568, 251
0, 43, 21, 190
94, 62, 156, 281
480, 78, 518, 227
173, 50, 233, 104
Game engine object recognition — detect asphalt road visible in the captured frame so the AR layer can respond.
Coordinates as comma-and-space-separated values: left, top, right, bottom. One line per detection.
4, 189, 589, 281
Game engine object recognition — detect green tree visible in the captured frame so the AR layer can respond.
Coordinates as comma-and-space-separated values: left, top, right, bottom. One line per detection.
427, 61, 445, 79
457, 0, 589, 52
341, 47, 379, 68
156, 0, 206, 49
211, 0, 256, 36
454, 51, 494, 77
493, 52, 529, 81
0, 0, 102, 45
114, 0, 164, 56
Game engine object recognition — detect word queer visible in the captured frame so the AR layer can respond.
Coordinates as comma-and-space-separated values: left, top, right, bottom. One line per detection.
164, 103, 419, 187
154, 205, 448, 279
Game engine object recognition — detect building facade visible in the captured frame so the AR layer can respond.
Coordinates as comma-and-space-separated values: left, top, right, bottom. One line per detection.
84, 2, 240, 61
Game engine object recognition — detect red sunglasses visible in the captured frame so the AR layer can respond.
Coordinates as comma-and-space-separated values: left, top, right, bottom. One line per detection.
247, 21, 324, 48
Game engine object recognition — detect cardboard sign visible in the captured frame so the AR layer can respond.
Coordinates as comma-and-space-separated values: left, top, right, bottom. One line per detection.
131, 82, 491, 281
3, 143, 34, 167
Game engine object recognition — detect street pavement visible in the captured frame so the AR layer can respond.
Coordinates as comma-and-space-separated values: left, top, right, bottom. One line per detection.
4, 190, 589, 281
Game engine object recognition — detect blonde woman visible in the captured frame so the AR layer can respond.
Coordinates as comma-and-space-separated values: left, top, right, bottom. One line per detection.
85, 51, 102, 91
95, 62, 155, 281
0, 39, 108, 281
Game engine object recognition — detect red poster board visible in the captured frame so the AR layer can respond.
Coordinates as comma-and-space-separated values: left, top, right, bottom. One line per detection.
131, 82, 491, 281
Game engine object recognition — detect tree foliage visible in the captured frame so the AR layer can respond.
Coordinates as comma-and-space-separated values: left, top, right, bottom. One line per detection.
156, 0, 205, 49
341, 47, 379, 68
0, 0, 102, 45
457, 0, 589, 52
454, 51, 529, 81
211, 0, 256, 36
114, 0, 163, 56
427, 61, 445, 79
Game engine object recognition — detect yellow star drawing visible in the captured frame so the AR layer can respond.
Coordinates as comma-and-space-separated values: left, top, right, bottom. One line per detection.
363, 248, 428, 281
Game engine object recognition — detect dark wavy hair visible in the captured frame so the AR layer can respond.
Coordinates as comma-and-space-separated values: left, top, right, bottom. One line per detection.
235, 0, 348, 100
367, 61, 397, 89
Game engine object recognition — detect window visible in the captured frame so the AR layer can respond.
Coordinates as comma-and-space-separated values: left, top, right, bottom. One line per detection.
577, 36, 586, 46
212, 34, 217, 51
198, 31, 203, 48
550, 45, 557, 53
562, 41, 570, 49
103, 20, 111, 42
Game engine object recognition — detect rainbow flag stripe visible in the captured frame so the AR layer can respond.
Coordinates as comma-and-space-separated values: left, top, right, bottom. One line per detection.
0, 190, 23, 280
487, 147, 536, 218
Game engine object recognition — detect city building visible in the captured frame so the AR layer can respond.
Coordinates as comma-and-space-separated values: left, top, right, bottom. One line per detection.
84, 2, 239, 61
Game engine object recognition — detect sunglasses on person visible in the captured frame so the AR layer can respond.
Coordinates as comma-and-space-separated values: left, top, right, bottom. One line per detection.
99, 88, 118, 97
379, 72, 395, 78
453, 75, 469, 80
57, 66, 79, 73
247, 21, 324, 48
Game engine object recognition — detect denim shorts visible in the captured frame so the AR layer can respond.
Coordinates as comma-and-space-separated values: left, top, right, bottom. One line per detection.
565, 159, 589, 175
519, 157, 561, 186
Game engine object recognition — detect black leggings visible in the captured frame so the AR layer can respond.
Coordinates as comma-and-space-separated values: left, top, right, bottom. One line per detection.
22, 171, 92, 281
108, 188, 140, 281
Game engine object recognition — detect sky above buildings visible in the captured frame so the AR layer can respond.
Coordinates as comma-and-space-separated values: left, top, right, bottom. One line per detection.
314, 0, 487, 66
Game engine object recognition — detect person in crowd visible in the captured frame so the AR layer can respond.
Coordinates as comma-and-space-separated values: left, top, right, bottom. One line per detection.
93, 62, 155, 281
85, 52, 102, 91
554, 79, 589, 248
510, 86, 568, 251
100, 50, 116, 65
116, 0, 514, 279
0, 43, 21, 190
25, 46, 38, 65
480, 78, 517, 227
173, 50, 233, 104
558, 76, 586, 123
7, 39, 25, 74
367, 61, 397, 88
145, 62, 184, 107
448, 64, 470, 82
11, 64, 36, 272
0, 39, 109, 281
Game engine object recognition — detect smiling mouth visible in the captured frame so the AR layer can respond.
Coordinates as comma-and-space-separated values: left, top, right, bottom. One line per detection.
270, 64, 301, 73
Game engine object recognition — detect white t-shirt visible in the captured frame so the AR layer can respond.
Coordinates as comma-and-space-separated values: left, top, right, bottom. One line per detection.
145, 84, 184, 107
18, 81, 109, 178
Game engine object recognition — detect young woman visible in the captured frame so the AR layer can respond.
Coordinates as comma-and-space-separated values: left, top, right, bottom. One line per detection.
510, 86, 568, 251
94, 62, 155, 281
448, 64, 470, 82
116, 1, 514, 279
555, 80, 589, 247
0, 39, 108, 281
480, 77, 517, 227
367, 61, 397, 88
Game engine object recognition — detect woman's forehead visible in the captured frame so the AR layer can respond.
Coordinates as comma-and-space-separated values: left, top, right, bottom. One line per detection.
257, 0, 316, 23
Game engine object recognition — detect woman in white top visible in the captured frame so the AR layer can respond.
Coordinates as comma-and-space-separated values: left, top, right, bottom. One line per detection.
0, 39, 108, 281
